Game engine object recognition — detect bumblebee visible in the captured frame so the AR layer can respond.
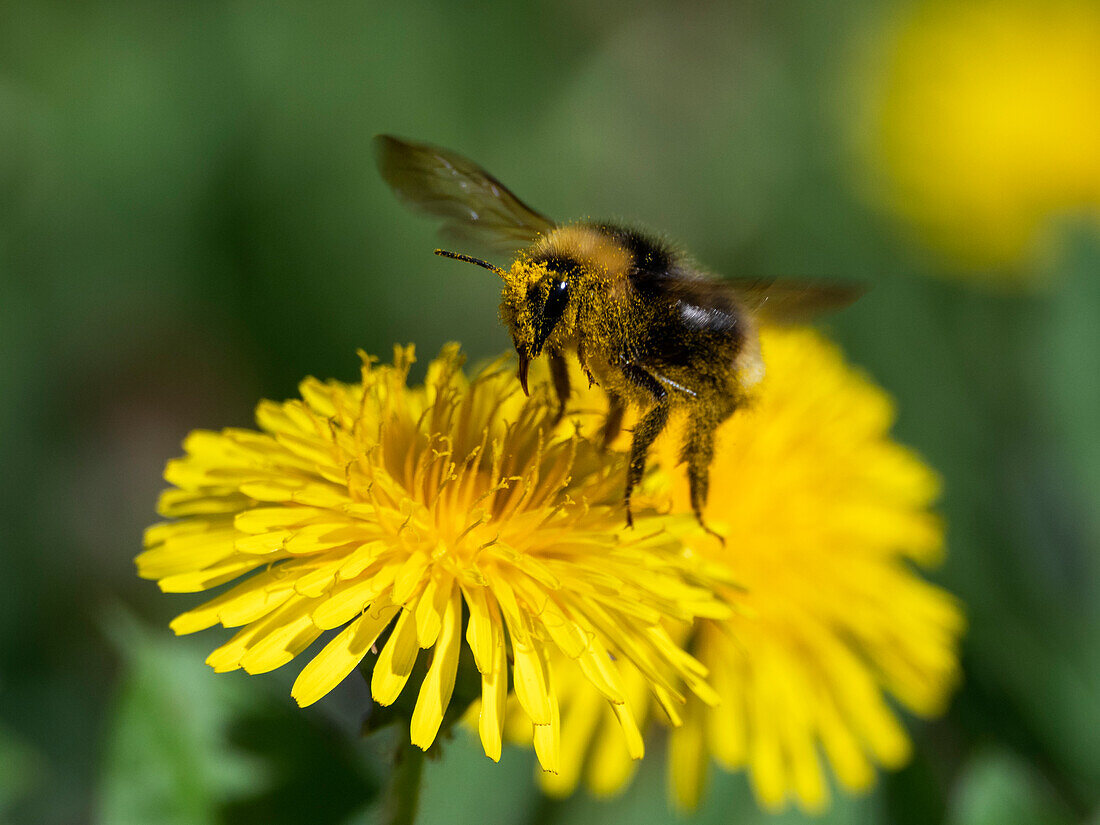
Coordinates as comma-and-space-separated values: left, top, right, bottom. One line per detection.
375, 135, 859, 535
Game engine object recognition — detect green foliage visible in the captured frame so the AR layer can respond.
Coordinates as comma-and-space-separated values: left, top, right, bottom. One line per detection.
97, 612, 378, 825
98, 612, 262, 825
945, 750, 1075, 825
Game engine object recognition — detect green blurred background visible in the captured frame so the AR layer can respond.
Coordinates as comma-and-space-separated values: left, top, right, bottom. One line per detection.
3, 1, 1099, 823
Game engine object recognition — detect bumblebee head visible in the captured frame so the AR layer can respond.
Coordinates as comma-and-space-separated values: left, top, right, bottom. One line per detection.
496, 257, 582, 394
434, 233, 623, 395
503, 261, 572, 353
504, 226, 634, 385
432, 249, 574, 394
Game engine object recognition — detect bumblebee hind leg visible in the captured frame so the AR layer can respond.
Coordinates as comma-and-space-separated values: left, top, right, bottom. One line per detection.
681, 402, 735, 543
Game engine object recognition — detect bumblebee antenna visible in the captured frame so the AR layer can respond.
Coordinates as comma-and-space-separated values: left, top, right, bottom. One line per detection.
434, 249, 508, 278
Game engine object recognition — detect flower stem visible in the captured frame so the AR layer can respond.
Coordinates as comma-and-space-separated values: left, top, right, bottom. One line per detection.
385, 738, 426, 825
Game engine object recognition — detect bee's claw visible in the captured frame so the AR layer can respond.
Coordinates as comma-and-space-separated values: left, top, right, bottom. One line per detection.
696, 514, 725, 545
517, 353, 530, 396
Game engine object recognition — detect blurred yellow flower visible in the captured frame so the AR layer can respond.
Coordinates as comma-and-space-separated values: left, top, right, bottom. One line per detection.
519, 328, 964, 812
138, 345, 729, 772
859, 0, 1100, 276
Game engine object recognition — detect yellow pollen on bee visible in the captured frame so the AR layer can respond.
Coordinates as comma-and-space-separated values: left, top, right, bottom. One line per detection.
506, 260, 551, 291
535, 225, 633, 278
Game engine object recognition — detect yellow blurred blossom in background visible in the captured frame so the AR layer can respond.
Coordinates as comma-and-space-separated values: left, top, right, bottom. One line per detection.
520, 328, 964, 813
138, 345, 731, 773
857, 0, 1100, 277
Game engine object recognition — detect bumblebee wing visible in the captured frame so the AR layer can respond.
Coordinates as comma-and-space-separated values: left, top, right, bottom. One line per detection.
666, 277, 864, 325
374, 135, 555, 256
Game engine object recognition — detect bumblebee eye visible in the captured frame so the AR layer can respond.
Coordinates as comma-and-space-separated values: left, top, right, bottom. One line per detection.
533, 279, 570, 355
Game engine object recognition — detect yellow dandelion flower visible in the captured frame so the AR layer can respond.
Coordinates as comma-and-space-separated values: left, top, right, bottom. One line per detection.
855, 0, 1100, 277
524, 328, 964, 812
137, 344, 730, 771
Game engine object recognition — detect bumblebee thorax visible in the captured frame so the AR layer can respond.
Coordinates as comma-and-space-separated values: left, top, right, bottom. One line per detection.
529, 224, 633, 282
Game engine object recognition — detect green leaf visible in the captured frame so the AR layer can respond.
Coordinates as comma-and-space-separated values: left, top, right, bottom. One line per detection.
96, 611, 265, 825
945, 750, 1074, 825
97, 610, 381, 825
216, 697, 379, 825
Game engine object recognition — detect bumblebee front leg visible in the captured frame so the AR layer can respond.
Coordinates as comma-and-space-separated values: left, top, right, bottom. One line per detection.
547, 348, 570, 424
576, 340, 599, 388
621, 364, 669, 527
